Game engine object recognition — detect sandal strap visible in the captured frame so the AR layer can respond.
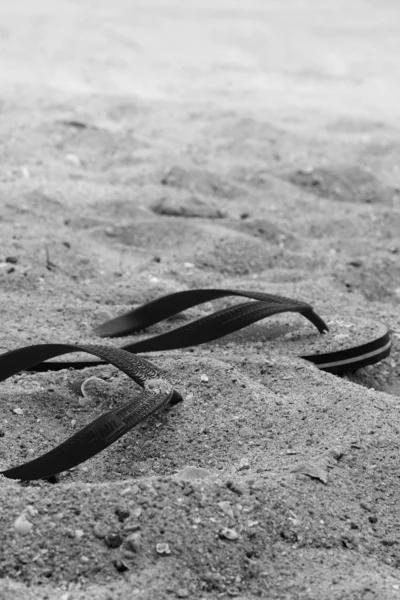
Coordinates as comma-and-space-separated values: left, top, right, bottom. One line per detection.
0, 289, 328, 480
0, 344, 181, 480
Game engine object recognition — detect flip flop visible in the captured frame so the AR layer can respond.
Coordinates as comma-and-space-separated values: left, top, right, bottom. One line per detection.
0, 288, 391, 480
16, 288, 391, 374
0, 344, 182, 481
95, 288, 391, 375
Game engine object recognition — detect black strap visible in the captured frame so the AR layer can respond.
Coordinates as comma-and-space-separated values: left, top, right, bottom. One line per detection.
1, 289, 329, 480
96, 288, 328, 338
26, 290, 328, 370
0, 344, 181, 480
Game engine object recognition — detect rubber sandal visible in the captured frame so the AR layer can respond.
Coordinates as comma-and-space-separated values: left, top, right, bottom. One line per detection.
0, 289, 391, 480
0, 344, 182, 480
33, 288, 388, 374
95, 288, 391, 374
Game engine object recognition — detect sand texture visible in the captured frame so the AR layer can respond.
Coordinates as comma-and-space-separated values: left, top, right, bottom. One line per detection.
0, 1, 400, 599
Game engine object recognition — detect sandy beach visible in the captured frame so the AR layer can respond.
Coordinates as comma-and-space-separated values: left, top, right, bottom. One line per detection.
0, 1, 399, 598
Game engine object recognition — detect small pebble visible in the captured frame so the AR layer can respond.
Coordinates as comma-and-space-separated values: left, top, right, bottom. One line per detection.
369, 515, 378, 524
105, 532, 123, 548
65, 153, 82, 166
239, 426, 255, 439
123, 521, 141, 533
225, 481, 244, 496
115, 507, 130, 522
218, 501, 234, 519
113, 559, 129, 572
5, 256, 18, 264
26, 505, 38, 517
200, 374, 209, 383
124, 532, 141, 553
176, 589, 190, 598
156, 542, 171, 555
75, 529, 85, 540
219, 527, 239, 541
237, 458, 250, 470
176, 466, 211, 480
93, 522, 111, 539
78, 396, 90, 407
14, 514, 33, 536
13, 408, 24, 415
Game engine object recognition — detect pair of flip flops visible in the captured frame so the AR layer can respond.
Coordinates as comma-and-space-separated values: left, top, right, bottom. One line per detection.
0, 288, 391, 481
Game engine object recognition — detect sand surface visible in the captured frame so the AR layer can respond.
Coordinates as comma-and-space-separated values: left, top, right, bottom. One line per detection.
0, 1, 400, 598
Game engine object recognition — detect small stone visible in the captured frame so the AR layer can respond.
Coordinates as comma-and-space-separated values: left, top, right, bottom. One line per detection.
200, 374, 209, 383
131, 507, 142, 519
219, 527, 239, 541
5, 256, 18, 264
13, 408, 24, 415
123, 521, 141, 533
65, 153, 82, 166
115, 507, 130, 522
218, 501, 234, 519
176, 466, 211, 480
14, 514, 33, 536
105, 532, 123, 548
176, 589, 190, 598
156, 542, 171, 555
239, 426, 255, 438
78, 396, 90, 407
75, 529, 85, 539
93, 522, 111, 539
113, 559, 129, 572
26, 505, 38, 517
368, 515, 378, 524
34, 557, 46, 568
124, 532, 141, 553
225, 481, 244, 496
292, 461, 328, 484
